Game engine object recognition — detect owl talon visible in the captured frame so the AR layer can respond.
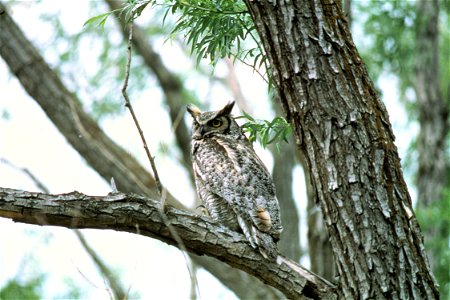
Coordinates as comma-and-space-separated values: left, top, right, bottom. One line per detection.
195, 204, 209, 216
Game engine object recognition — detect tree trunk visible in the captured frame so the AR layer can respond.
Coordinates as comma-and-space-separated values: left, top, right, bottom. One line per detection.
245, 1, 439, 299
342, 0, 352, 28
307, 0, 353, 282
415, 0, 448, 207
415, 0, 449, 275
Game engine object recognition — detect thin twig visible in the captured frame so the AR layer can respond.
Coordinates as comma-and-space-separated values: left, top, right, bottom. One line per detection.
1, 158, 128, 298
1, 158, 50, 193
75, 230, 127, 300
121, 24, 163, 195
120, 21, 200, 298
235, 56, 269, 85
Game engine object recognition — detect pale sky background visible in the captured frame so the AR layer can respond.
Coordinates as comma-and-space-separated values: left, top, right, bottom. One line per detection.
0, 1, 418, 299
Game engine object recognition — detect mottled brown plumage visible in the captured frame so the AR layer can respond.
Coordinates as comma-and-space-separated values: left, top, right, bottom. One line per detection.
187, 101, 283, 259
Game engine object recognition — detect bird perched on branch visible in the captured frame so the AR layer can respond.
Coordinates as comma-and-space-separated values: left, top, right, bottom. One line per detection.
187, 101, 283, 259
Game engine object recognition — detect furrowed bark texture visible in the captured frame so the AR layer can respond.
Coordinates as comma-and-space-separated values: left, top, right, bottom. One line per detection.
245, 1, 439, 299
0, 4, 283, 299
0, 188, 338, 300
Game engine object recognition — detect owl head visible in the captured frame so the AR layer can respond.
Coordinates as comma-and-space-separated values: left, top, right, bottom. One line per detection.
187, 101, 241, 140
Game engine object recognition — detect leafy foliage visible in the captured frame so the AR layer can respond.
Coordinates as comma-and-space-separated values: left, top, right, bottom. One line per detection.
166, 1, 253, 63
416, 188, 450, 298
164, 0, 269, 84
356, 1, 449, 108
237, 112, 292, 151
83, 0, 151, 29
356, 1, 416, 105
84, 0, 270, 83
83, 12, 112, 30
0, 276, 44, 300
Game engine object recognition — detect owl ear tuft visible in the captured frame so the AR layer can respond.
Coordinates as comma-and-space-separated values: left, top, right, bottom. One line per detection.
187, 104, 202, 118
218, 101, 235, 116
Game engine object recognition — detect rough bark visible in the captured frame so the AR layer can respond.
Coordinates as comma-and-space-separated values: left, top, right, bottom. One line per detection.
342, 0, 352, 28
0, 187, 338, 300
2, 160, 128, 299
0, 4, 281, 299
245, 1, 439, 299
415, 0, 449, 274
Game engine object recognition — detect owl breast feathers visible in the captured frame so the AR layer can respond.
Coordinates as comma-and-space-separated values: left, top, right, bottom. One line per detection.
187, 101, 283, 259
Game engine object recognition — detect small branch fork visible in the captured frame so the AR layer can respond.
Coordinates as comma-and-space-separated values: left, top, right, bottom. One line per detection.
120, 22, 200, 298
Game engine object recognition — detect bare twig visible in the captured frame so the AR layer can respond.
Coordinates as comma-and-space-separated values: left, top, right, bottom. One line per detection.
1, 158, 50, 193
121, 24, 163, 196
0, 5, 282, 298
235, 56, 269, 85
157, 189, 201, 299
75, 230, 128, 300
120, 22, 200, 298
1, 158, 130, 298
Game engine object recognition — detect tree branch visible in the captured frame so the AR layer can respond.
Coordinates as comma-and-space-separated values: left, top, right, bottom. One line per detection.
0, 188, 337, 299
0, 187, 338, 299
0, 1, 182, 209
0, 3, 285, 299
2, 158, 129, 298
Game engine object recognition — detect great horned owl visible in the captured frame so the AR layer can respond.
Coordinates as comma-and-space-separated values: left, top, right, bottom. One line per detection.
187, 101, 283, 259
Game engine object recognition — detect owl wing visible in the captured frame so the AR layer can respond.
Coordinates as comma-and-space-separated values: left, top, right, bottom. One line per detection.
193, 137, 282, 258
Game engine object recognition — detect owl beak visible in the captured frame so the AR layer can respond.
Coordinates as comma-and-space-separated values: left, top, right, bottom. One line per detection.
199, 125, 206, 136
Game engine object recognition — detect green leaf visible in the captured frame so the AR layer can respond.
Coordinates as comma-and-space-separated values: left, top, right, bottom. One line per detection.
238, 113, 292, 148
83, 12, 111, 29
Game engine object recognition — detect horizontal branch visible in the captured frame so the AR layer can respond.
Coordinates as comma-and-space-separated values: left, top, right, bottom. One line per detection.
0, 187, 337, 299
0, 4, 282, 298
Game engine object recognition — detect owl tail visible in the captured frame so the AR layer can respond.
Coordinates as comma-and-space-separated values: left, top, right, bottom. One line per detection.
238, 216, 278, 260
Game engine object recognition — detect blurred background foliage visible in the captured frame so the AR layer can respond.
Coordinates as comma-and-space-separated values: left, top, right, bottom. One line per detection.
1, 0, 448, 298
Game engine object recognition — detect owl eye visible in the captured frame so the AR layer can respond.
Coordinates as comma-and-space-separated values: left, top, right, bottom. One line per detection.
211, 119, 223, 128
